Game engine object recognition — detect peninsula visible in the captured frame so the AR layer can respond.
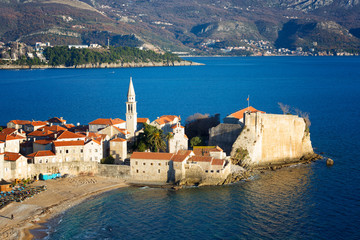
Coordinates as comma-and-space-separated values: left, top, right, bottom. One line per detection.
0, 77, 322, 239
0, 43, 202, 70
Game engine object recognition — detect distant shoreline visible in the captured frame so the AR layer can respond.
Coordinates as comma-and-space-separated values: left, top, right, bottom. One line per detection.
0, 60, 204, 70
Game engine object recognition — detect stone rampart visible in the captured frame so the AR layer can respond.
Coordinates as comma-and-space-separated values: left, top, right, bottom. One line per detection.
209, 123, 243, 155
231, 112, 314, 167
97, 164, 130, 179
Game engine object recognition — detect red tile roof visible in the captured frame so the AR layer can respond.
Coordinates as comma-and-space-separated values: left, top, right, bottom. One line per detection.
171, 151, 193, 162
211, 159, 224, 166
56, 131, 85, 140
4, 152, 23, 161
137, 118, 149, 123
89, 118, 125, 125
154, 115, 180, 125
53, 140, 84, 147
85, 139, 101, 145
27, 121, 48, 127
1, 128, 17, 135
34, 139, 53, 145
110, 138, 126, 142
27, 150, 55, 158
47, 117, 66, 123
28, 129, 54, 137
189, 156, 212, 162
113, 126, 130, 135
171, 124, 184, 129
40, 125, 66, 132
0, 133, 25, 141
131, 152, 174, 160
63, 124, 75, 129
228, 106, 265, 119
193, 146, 223, 156
9, 120, 31, 125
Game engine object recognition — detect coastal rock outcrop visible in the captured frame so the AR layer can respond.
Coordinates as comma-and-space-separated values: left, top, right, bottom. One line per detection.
231, 112, 315, 168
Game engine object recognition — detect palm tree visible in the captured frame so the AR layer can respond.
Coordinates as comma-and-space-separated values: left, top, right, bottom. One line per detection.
149, 131, 166, 152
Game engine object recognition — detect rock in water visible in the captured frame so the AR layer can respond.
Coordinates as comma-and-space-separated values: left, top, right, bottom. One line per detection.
326, 158, 334, 166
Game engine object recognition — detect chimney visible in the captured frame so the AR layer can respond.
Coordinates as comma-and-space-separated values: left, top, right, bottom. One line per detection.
60, 117, 63, 120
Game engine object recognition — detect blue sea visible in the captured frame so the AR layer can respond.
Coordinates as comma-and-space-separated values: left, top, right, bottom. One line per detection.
1, 57, 360, 239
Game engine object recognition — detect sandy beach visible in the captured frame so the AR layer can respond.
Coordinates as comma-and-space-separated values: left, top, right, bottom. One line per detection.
0, 176, 129, 240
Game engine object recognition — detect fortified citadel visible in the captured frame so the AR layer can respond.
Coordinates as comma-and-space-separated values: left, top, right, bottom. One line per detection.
0, 79, 318, 186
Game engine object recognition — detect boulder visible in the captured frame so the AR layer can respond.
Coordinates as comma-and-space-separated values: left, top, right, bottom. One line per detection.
326, 158, 334, 166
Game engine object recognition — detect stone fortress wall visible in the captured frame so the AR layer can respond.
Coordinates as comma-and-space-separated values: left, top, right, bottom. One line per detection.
231, 112, 314, 167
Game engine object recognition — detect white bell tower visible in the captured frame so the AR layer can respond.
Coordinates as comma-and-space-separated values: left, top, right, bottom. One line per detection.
126, 77, 137, 138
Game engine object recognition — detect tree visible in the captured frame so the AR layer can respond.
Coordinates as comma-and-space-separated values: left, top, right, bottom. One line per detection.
190, 136, 203, 148
101, 155, 115, 164
134, 123, 167, 152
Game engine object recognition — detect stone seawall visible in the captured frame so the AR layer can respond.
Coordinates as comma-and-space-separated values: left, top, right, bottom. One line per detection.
27, 162, 130, 179
231, 112, 314, 167
0, 60, 204, 70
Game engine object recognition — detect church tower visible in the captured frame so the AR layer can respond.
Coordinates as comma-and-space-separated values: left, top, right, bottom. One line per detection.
126, 77, 137, 138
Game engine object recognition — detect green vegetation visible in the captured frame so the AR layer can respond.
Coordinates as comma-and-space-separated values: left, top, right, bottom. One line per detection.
13, 55, 44, 66
190, 136, 203, 148
43, 46, 182, 67
101, 155, 115, 164
134, 124, 167, 152
232, 147, 249, 167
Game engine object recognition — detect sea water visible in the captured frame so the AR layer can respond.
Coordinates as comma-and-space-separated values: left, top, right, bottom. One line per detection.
1, 57, 360, 239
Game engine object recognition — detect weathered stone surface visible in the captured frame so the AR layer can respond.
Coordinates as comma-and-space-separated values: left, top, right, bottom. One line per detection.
209, 123, 243, 155
231, 112, 315, 167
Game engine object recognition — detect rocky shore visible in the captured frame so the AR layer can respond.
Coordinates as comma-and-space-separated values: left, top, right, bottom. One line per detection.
0, 60, 204, 70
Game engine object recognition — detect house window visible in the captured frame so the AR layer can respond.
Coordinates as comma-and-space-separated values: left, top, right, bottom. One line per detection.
66, 150, 69, 154
205, 170, 208, 173
136, 169, 139, 173
95, 149, 98, 152
217, 170, 220, 173
151, 163, 153, 166
39, 159, 42, 163
143, 171, 145, 173
95, 157, 98, 161
158, 163, 161, 166
211, 170, 214, 173
90, 157, 92, 161
89, 149, 92, 153
46, 159, 48, 163
158, 169, 160, 173
60, 150, 62, 154
143, 163, 146, 165
81, 149, 83, 153
136, 161, 138, 165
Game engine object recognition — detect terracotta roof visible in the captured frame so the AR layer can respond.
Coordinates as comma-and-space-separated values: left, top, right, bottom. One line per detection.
63, 124, 75, 129
188, 156, 212, 162
110, 138, 126, 142
171, 154, 191, 162
28, 129, 54, 137
27, 150, 55, 158
137, 118, 149, 123
4, 152, 23, 161
34, 139, 53, 145
56, 131, 85, 140
40, 125, 66, 132
27, 121, 48, 127
193, 146, 223, 156
85, 139, 101, 145
53, 140, 84, 147
113, 126, 130, 135
131, 152, 174, 160
89, 118, 125, 125
176, 150, 193, 156
154, 115, 180, 125
9, 120, 31, 125
209, 146, 224, 152
0, 133, 25, 141
171, 124, 184, 129
1, 128, 17, 135
228, 106, 265, 120
211, 159, 224, 166
47, 117, 66, 123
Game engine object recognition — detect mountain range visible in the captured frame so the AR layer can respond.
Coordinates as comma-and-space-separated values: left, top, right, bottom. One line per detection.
1, 0, 360, 54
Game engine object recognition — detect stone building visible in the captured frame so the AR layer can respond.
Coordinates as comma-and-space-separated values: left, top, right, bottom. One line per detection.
27, 150, 57, 164
130, 152, 175, 183
223, 106, 265, 126
3, 152, 28, 179
0, 132, 25, 153
7, 120, 31, 130
110, 138, 127, 164
0, 141, 4, 179
151, 115, 180, 133
168, 123, 188, 153
24, 121, 48, 132
89, 118, 126, 133
47, 117, 67, 126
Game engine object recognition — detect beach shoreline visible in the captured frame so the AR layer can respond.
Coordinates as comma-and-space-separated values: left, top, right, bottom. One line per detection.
0, 176, 129, 240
